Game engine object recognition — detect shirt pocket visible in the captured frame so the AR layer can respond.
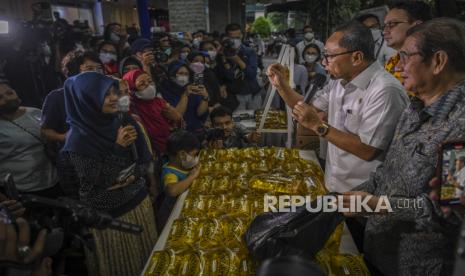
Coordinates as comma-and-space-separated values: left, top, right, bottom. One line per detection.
344, 112, 361, 134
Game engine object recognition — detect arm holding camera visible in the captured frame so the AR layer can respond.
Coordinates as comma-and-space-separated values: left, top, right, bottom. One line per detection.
227, 55, 246, 70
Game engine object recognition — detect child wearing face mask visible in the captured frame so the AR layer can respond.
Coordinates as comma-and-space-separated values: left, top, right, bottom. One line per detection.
156, 130, 201, 230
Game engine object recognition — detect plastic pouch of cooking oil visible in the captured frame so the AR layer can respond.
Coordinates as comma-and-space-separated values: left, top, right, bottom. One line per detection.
168, 248, 203, 276
145, 250, 172, 275
166, 218, 199, 248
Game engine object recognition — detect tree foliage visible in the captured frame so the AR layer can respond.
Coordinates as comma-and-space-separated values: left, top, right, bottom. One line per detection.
252, 16, 272, 37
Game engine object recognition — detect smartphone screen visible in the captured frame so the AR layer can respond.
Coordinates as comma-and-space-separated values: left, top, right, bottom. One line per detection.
439, 141, 465, 205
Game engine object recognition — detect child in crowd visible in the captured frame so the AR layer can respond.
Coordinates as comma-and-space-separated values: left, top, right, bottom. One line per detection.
156, 130, 201, 230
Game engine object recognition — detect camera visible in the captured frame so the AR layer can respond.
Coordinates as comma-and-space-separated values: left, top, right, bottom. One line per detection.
1, 174, 142, 255
154, 50, 169, 64
222, 38, 238, 57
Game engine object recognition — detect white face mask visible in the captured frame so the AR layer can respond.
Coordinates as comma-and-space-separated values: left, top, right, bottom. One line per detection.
42, 43, 52, 56
117, 95, 130, 112
305, 54, 318, 63
304, 32, 315, 42
182, 153, 199, 169
110, 32, 120, 43
75, 43, 85, 52
370, 28, 383, 43
99, 53, 117, 64
208, 50, 217, 60
175, 75, 189, 87
136, 85, 157, 100
193, 38, 202, 48
180, 52, 189, 60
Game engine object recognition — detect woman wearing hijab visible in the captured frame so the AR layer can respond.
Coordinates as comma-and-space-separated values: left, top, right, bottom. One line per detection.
123, 69, 181, 154
62, 72, 157, 276
160, 61, 209, 134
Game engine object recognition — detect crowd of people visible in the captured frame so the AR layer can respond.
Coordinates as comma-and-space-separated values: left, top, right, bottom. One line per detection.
1, 1, 465, 276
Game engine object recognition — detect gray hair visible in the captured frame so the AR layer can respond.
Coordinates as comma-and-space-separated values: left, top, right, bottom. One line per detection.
407, 17, 465, 72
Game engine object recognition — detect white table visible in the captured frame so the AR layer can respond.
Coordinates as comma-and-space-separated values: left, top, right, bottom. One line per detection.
141, 150, 357, 275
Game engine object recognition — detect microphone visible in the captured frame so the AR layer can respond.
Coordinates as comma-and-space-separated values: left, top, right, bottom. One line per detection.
117, 96, 138, 161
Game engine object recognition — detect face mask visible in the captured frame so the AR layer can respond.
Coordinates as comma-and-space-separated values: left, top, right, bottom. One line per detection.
370, 28, 383, 43
207, 50, 217, 60
304, 32, 315, 42
175, 75, 189, 87
189, 62, 205, 74
42, 44, 52, 56
232, 38, 242, 49
0, 98, 21, 115
193, 38, 202, 48
99, 53, 117, 64
75, 43, 85, 52
180, 52, 189, 60
117, 95, 130, 112
305, 54, 318, 63
182, 153, 199, 169
136, 85, 157, 100
164, 48, 172, 56
110, 32, 120, 43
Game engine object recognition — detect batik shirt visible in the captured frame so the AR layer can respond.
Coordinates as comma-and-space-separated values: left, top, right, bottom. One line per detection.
354, 80, 465, 275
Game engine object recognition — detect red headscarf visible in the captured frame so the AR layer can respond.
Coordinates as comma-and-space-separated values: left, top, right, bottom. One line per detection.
123, 69, 172, 153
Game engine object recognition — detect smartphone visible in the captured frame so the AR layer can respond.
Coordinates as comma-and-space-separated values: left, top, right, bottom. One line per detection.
438, 141, 465, 205
193, 73, 204, 85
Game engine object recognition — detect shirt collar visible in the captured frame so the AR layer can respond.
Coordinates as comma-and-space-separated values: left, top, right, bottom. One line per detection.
417, 79, 465, 123
347, 62, 381, 91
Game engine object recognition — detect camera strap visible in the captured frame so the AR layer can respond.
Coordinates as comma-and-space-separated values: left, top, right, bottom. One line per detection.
1, 115, 45, 145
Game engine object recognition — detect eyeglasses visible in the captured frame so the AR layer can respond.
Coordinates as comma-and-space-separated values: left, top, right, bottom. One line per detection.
382, 21, 409, 30
322, 50, 359, 63
399, 50, 423, 63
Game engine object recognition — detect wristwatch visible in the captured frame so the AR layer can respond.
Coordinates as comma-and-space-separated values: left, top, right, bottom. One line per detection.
316, 122, 330, 137
202, 96, 210, 101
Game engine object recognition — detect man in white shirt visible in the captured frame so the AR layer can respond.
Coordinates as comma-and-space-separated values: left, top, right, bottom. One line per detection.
267, 22, 408, 192
357, 13, 397, 65
296, 25, 325, 64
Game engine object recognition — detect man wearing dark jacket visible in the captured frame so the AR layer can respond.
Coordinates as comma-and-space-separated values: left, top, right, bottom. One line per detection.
217, 23, 261, 111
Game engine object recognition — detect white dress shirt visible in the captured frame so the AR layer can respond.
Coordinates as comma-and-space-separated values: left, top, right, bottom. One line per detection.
312, 62, 408, 192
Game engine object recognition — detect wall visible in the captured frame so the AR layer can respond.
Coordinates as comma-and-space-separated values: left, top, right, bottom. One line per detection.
168, 0, 207, 32
208, 0, 246, 33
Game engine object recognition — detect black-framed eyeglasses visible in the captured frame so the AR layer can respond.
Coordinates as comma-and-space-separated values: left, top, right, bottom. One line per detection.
399, 50, 423, 63
382, 21, 409, 30
322, 50, 359, 63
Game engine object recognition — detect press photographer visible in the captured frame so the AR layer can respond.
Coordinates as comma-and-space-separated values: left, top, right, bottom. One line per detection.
207, 106, 261, 149
217, 23, 261, 111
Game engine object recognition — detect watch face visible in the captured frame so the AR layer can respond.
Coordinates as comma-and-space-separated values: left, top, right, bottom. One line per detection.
317, 124, 327, 136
